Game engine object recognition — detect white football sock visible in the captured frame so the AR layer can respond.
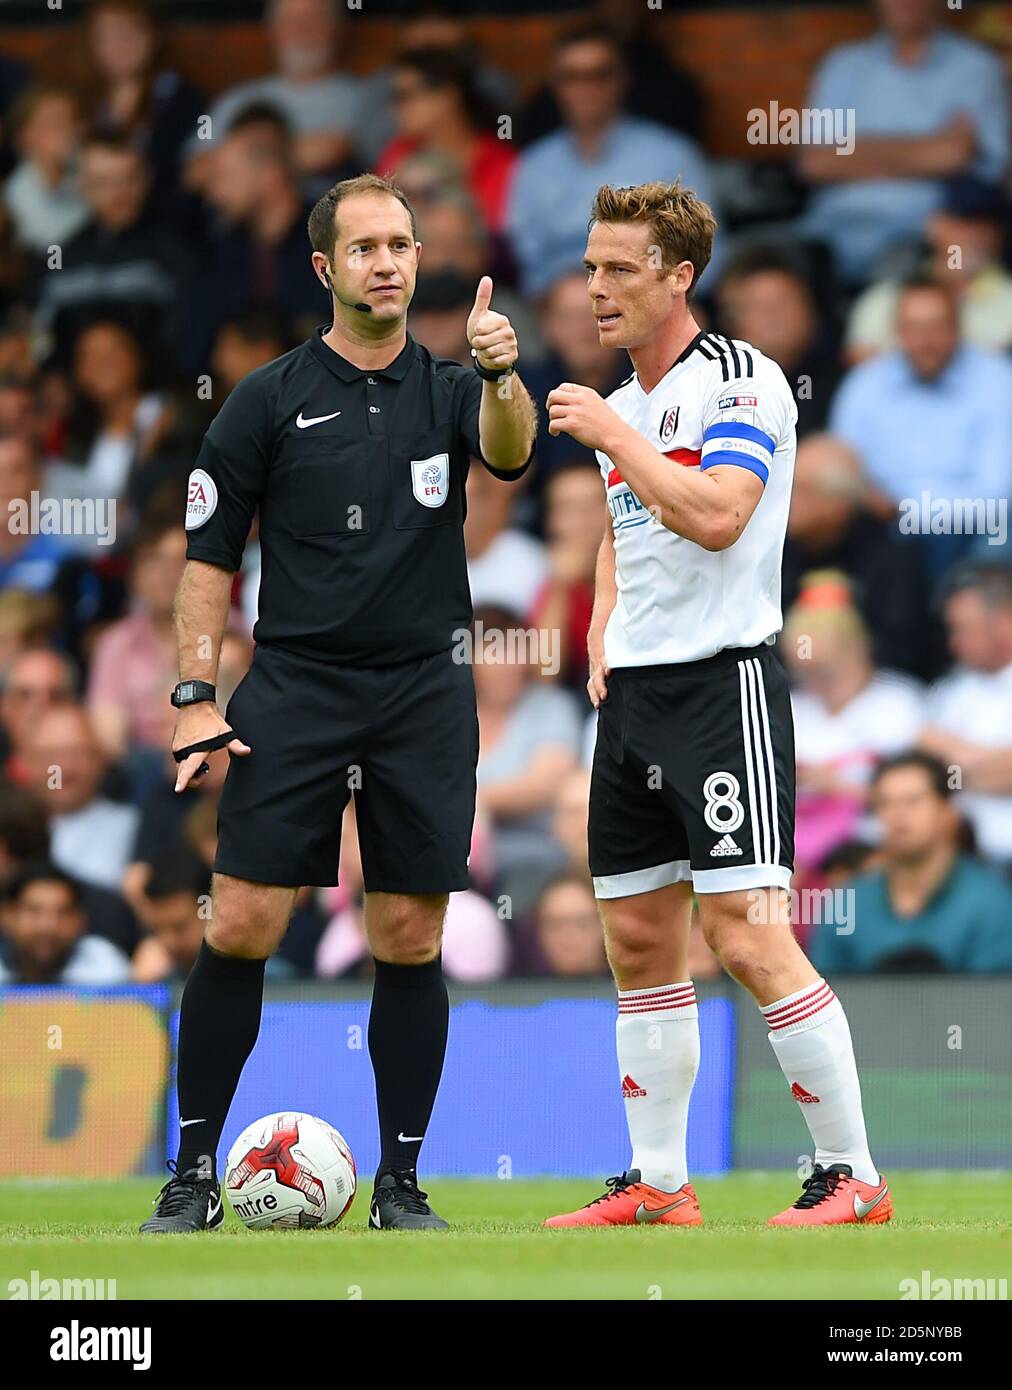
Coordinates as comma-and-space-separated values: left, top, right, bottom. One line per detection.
762, 979, 878, 1186
616, 982, 699, 1192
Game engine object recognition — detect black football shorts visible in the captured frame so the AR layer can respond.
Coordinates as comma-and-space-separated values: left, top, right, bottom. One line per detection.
588, 644, 795, 898
215, 643, 478, 893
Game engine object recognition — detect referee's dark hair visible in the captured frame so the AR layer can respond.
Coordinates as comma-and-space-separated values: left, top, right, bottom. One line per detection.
870, 751, 952, 800
308, 174, 418, 264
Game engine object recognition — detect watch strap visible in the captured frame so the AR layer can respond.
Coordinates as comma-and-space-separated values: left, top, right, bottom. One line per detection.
472, 355, 515, 382
171, 679, 216, 708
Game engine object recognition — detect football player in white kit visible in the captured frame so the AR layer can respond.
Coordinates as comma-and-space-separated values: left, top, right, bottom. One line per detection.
543, 181, 890, 1228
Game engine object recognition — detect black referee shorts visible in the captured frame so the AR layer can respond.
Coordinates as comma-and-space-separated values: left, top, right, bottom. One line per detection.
588, 644, 795, 898
215, 643, 478, 893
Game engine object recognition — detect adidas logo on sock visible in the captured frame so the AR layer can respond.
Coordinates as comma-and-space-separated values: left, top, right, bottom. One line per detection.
791, 1081, 821, 1104
622, 1074, 647, 1099
709, 833, 742, 857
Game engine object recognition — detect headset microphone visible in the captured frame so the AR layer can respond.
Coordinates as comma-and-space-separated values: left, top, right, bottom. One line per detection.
320, 268, 373, 314
335, 293, 373, 313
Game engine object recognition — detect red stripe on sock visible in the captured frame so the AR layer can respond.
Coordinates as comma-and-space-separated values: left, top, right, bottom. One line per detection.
763, 981, 831, 1025
619, 992, 697, 1014
765, 987, 836, 1031
768, 992, 837, 1030
619, 986, 695, 1005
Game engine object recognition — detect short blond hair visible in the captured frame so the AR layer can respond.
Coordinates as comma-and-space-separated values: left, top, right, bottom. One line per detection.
590, 180, 717, 299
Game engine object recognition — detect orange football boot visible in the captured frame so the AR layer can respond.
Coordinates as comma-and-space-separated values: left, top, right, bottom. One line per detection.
544, 1170, 703, 1228
768, 1163, 893, 1227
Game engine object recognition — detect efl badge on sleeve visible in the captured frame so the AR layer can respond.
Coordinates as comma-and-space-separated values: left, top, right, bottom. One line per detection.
411, 453, 450, 508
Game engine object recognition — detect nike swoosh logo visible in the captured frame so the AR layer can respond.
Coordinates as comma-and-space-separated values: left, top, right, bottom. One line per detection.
296, 410, 341, 429
854, 1186, 888, 1219
206, 1193, 222, 1223
398, 1132, 424, 1143
369, 1205, 382, 1229
179, 1118, 205, 1127
635, 1196, 689, 1223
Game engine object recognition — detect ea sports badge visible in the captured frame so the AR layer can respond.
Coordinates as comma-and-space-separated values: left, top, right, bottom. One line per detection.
185, 468, 218, 529
411, 453, 449, 508
659, 406, 680, 445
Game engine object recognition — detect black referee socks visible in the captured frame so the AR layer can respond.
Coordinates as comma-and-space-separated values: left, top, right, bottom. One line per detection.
369, 955, 449, 1183
175, 941, 267, 1176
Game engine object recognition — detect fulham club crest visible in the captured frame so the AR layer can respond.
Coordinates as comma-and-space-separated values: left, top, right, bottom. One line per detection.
411, 453, 449, 508
659, 406, 680, 445
185, 468, 217, 529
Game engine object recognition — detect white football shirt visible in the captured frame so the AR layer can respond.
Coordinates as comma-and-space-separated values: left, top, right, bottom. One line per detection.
597, 331, 798, 666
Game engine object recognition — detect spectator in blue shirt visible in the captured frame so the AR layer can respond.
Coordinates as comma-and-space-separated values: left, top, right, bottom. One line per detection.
799, 0, 1008, 284
829, 278, 1012, 579
811, 752, 1012, 974
506, 23, 717, 297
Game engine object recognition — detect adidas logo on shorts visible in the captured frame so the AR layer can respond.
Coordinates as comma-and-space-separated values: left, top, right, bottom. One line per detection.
709, 834, 743, 857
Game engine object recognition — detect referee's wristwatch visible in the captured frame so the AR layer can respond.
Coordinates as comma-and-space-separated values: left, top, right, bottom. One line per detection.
170, 679, 217, 709
472, 350, 514, 382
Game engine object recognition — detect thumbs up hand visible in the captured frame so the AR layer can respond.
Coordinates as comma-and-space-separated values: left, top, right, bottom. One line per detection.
466, 275, 518, 372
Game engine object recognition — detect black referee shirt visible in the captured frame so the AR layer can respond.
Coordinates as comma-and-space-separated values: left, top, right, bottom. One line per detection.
185, 329, 531, 664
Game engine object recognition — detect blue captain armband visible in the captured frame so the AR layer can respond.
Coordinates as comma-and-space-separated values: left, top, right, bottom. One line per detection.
700, 421, 775, 484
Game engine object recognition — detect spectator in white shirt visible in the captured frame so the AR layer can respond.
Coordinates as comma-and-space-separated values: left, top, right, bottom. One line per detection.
844, 177, 1012, 364
3, 85, 89, 256
465, 463, 547, 616
23, 702, 138, 892
920, 563, 1012, 864
0, 863, 130, 985
784, 571, 925, 872
474, 605, 583, 913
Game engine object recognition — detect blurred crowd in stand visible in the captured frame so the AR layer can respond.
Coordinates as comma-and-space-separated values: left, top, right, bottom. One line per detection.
1, 0, 1010, 985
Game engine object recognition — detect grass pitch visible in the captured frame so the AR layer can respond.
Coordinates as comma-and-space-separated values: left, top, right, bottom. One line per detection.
1, 1173, 1008, 1300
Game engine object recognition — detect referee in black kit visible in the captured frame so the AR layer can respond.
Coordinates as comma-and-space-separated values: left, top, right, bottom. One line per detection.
141, 174, 535, 1233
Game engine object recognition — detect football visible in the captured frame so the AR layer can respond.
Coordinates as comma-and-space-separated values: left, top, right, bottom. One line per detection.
224, 1112, 356, 1230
